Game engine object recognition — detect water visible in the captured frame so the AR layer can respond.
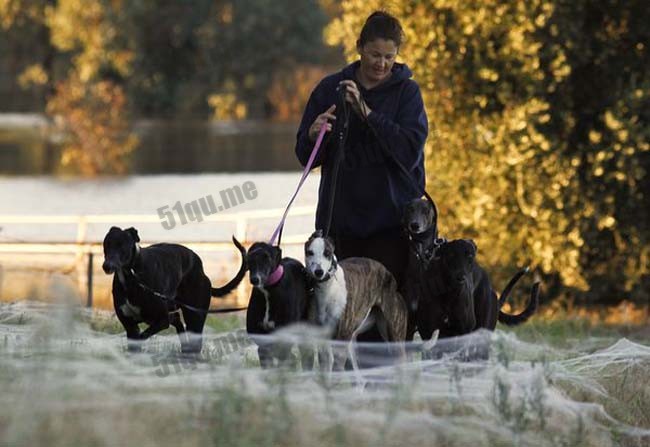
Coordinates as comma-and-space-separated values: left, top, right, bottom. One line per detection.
1, 301, 649, 447
0, 118, 301, 175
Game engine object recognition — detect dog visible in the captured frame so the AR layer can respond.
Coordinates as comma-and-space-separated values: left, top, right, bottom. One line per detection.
102, 226, 246, 353
418, 239, 539, 345
401, 197, 446, 340
243, 240, 314, 368
304, 230, 408, 370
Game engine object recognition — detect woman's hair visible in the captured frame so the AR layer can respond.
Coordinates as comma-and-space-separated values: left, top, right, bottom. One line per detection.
358, 11, 404, 48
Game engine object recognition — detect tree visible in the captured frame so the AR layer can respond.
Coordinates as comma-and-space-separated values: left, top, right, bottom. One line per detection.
0, 0, 138, 175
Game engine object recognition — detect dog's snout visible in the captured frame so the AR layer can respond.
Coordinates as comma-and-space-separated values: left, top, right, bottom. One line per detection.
314, 268, 324, 278
409, 222, 419, 232
250, 276, 261, 287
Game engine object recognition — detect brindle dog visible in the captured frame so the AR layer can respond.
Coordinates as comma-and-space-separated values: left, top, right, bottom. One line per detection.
304, 230, 408, 370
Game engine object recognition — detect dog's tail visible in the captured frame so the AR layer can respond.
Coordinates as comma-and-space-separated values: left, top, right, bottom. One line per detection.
497, 282, 540, 326
211, 236, 247, 297
497, 266, 529, 309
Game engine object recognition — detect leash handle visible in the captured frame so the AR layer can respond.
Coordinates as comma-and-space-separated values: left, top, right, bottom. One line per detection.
269, 125, 328, 246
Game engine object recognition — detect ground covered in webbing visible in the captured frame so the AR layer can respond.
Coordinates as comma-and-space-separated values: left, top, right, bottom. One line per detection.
1, 300, 649, 447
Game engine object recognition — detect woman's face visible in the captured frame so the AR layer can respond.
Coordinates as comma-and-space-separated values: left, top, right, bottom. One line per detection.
357, 38, 398, 85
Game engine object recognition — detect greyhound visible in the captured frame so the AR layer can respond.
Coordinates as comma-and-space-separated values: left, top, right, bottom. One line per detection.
243, 240, 314, 369
102, 226, 246, 353
401, 198, 447, 340
418, 239, 539, 346
304, 230, 408, 371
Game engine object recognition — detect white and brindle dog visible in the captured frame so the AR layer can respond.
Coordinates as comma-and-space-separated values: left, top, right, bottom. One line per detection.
304, 230, 408, 370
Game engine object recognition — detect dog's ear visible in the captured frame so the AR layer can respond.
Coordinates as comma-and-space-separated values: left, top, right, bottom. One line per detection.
465, 239, 477, 259
125, 227, 140, 243
109, 226, 121, 233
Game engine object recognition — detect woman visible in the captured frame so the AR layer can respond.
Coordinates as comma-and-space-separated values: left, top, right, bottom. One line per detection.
295, 10, 428, 290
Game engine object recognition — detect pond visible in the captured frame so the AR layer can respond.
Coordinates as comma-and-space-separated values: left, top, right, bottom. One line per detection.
0, 116, 303, 175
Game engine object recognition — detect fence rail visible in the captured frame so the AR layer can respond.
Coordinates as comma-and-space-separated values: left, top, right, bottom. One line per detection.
0, 206, 316, 307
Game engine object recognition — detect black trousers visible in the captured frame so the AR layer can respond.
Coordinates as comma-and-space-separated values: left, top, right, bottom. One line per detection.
333, 226, 409, 289
333, 226, 409, 348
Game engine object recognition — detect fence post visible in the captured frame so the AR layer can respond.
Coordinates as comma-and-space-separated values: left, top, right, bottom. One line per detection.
86, 252, 93, 308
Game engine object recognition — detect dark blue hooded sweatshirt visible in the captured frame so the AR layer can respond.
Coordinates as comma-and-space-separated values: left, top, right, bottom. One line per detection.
295, 61, 428, 239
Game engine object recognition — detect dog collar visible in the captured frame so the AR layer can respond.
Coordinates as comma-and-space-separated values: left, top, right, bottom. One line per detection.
265, 265, 284, 287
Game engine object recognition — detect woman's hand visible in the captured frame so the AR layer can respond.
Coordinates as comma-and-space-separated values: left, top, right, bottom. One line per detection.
308, 104, 336, 141
339, 80, 372, 119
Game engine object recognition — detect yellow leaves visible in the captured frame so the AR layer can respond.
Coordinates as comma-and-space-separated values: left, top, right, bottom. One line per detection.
47, 75, 137, 176
598, 216, 617, 230
18, 64, 49, 88
208, 93, 247, 120
46, 0, 133, 81
589, 130, 602, 144
0, 0, 19, 29
550, 51, 570, 79
534, 14, 547, 27
478, 68, 499, 82
604, 110, 622, 130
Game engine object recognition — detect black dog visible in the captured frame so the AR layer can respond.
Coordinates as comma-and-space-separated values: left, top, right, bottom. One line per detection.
401, 198, 445, 340
243, 240, 313, 368
418, 239, 539, 343
103, 226, 246, 353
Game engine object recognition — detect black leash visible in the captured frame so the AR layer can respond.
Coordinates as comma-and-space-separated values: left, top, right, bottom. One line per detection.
355, 80, 439, 237
322, 86, 350, 238
124, 269, 247, 315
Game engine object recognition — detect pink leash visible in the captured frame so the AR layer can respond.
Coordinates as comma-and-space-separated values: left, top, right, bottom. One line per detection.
268, 126, 327, 246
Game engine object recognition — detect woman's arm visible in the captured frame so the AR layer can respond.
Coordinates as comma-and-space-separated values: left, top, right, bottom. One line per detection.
366, 81, 428, 171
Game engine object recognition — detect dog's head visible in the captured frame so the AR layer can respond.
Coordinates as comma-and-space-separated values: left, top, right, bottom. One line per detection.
247, 242, 282, 288
102, 226, 140, 274
436, 239, 478, 333
402, 198, 436, 235
304, 229, 337, 281
437, 239, 477, 286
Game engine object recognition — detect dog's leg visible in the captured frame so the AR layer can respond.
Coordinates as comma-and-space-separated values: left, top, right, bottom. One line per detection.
258, 344, 275, 368
275, 342, 297, 369
318, 344, 333, 372
139, 319, 170, 340
298, 344, 315, 371
331, 343, 348, 372
169, 310, 191, 353
182, 307, 207, 354
124, 324, 143, 352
